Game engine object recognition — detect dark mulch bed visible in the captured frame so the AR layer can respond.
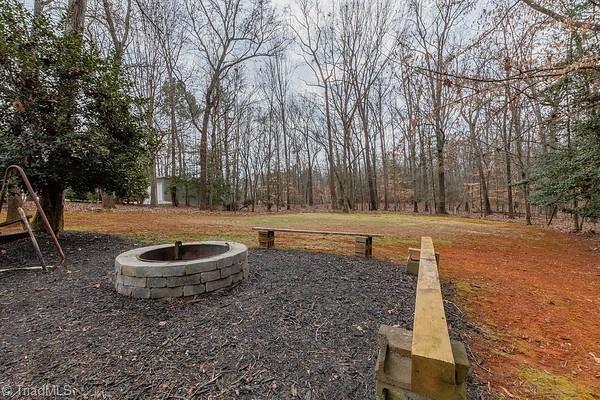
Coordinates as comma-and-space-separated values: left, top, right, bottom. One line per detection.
0, 232, 489, 399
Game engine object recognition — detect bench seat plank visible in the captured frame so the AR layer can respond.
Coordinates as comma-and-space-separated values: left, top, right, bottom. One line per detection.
0, 214, 32, 228
252, 227, 383, 237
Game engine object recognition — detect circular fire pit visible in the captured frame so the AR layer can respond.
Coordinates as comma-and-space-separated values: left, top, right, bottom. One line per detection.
114, 241, 248, 298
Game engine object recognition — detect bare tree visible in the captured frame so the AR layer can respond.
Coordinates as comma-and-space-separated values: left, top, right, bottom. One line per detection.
185, 0, 285, 208
410, 0, 474, 214
101, 0, 132, 64
519, 0, 600, 32
291, 0, 339, 209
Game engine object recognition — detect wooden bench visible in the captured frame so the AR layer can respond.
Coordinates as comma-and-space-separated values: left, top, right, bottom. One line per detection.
0, 213, 32, 244
376, 237, 470, 400
251, 227, 384, 258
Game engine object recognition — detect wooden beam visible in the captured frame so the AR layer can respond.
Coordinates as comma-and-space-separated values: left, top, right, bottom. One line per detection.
252, 227, 384, 237
411, 237, 457, 399
0, 215, 31, 228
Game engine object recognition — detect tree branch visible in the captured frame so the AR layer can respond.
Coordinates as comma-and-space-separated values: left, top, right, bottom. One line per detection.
519, 0, 600, 32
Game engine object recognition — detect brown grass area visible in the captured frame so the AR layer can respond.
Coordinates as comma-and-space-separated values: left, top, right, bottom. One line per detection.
54, 206, 600, 398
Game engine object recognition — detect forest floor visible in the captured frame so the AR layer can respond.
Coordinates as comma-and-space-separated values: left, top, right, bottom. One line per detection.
5, 203, 600, 399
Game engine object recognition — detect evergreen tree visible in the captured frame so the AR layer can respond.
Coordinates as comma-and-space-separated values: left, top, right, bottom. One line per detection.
529, 3, 600, 227
0, 1, 150, 233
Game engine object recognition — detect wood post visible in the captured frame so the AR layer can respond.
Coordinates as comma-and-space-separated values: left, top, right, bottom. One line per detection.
376, 325, 470, 400
406, 248, 421, 275
406, 247, 440, 275
355, 236, 373, 258
258, 230, 274, 248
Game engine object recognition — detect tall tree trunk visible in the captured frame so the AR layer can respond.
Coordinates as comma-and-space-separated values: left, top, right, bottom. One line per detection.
33, 184, 65, 234
281, 107, 291, 210
274, 106, 281, 210
306, 164, 314, 206
409, 140, 419, 213
224, 109, 231, 205
339, 119, 350, 212
6, 188, 22, 221
209, 101, 220, 209
360, 104, 377, 211
168, 73, 178, 207
33, 0, 86, 233
305, 127, 314, 206
512, 99, 531, 225
503, 84, 514, 218
199, 76, 218, 209
33, 0, 47, 17
342, 120, 354, 212
266, 119, 272, 210
427, 136, 436, 214
477, 159, 492, 216
469, 124, 492, 216
565, 88, 580, 232
324, 85, 338, 209
419, 126, 429, 213
67, 0, 87, 34
430, 67, 446, 214
504, 145, 514, 218
435, 139, 446, 214
378, 105, 389, 211
408, 131, 418, 213
149, 155, 158, 206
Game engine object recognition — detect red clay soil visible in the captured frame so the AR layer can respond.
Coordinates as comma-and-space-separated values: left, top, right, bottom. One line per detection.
437, 230, 600, 398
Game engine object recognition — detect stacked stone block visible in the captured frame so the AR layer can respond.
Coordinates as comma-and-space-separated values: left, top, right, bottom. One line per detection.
114, 241, 248, 299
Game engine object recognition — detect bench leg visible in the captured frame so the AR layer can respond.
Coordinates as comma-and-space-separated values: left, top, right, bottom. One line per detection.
355, 236, 372, 258
258, 230, 275, 248
406, 248, 420, 275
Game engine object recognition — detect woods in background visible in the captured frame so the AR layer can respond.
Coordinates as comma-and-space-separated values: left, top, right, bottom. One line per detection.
1, 0, 599, 232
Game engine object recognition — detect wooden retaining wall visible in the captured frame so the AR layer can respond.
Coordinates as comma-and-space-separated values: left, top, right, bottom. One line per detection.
376, 237, 469, 400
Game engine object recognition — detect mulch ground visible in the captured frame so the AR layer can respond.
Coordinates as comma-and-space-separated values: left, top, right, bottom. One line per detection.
0, 232, 488, 399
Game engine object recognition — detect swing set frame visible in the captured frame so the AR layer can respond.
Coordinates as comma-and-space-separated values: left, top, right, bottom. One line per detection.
0, 165, 65, 272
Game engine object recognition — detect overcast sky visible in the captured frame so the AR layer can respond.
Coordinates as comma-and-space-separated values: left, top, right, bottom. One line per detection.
17, 0, 489, 94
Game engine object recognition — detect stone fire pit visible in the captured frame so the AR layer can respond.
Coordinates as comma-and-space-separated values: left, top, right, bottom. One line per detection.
114, 241, 248, 298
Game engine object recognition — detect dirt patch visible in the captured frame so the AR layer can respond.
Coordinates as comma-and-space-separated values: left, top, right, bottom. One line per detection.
438, 233, 600, 399
0, 232, 487, 399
